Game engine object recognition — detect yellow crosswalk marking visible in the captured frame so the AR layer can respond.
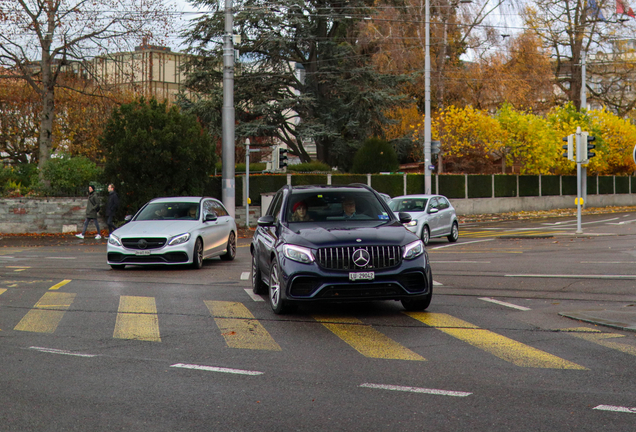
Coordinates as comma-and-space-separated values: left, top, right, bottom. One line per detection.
0, 288, 6, 296
14, 292, 76, 333
313, 315, 425, 361
563, 327, 636, 357
405, 312, 586, 369
113, 296, 161, 342
205, 301, 281, 351
49, 279, 71, 291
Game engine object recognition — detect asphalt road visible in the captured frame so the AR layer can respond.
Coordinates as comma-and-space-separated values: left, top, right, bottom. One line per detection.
1, 212, 636, 431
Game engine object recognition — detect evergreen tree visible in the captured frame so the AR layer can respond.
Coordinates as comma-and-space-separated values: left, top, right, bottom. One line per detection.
182, 0, 409, 168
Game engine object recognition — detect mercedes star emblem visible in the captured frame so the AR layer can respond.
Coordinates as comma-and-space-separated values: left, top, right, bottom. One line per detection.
352, 248, 371, 268
137, 239, 148, 249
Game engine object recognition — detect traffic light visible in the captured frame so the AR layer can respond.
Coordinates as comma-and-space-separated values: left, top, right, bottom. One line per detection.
562, 135, 574, 161
582, 132, 596, 161
430, 140, 441, 155
278, 147, 288, 169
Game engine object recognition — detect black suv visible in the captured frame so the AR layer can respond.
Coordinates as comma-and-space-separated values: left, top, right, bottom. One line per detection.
251, 184, 433, 314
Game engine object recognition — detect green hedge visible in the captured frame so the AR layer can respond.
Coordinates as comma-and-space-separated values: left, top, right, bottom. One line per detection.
562, 176, 577, 195
519, 176, 539, 197
541, 175, 560, 196
331, 174, 367, 185
371, 174, 405, 198
406, 174, 425, 196
467, 175, 491, 198
616, 176, 629, 194
439, 175, 465, 199
586, 175, 597, 195
598, 176, 614, 194
494, 175, 516, 197
291, 174, 328, 186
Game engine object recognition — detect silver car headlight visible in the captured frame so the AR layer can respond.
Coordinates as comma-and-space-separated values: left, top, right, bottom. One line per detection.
168, 233, 191, 246
403, 240, 424, 260
108, 234, 122, 247
406, 220, 418, 227
283, 244, 315, 264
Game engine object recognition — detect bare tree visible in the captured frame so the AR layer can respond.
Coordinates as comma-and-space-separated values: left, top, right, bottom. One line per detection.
0, 0, 173, 174
524, 0, 636, 110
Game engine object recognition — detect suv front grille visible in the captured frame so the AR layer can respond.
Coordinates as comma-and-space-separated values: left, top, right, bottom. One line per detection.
317, 246, 402, 270
121, 237, 167, 250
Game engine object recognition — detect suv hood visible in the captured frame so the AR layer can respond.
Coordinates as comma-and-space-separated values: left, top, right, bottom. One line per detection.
284, 224, 418, 249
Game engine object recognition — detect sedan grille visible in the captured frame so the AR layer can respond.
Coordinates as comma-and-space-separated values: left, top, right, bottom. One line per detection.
317, 246, 402, 270
121, 237, 167, 250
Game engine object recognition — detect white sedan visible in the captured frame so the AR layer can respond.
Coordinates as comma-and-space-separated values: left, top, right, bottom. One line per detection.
107, 197, 237, 270
389, 194, 459, 245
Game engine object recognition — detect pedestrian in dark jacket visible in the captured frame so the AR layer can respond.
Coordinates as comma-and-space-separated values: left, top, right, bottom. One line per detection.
106, 183, 119, 237
76, 184, 102, 240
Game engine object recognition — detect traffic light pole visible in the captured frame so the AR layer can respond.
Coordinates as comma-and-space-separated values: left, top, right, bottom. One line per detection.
575, 127, 583, 234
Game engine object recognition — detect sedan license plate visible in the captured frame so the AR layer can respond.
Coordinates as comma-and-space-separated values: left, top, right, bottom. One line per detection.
349, 271, 374, 281
135, 250, 151, 256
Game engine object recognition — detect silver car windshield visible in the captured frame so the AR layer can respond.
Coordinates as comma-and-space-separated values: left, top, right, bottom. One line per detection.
390, 198, 428, 212
135, 202, 199, 221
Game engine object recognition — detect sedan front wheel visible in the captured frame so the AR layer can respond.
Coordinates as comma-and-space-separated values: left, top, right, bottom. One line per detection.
191, 238, 204, 269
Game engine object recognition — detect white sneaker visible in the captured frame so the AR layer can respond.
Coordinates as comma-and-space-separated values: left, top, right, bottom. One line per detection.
75, 234, 84, 239
95, 235, 102, 240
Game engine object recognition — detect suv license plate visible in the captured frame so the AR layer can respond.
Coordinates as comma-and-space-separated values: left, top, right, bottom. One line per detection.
349, 271, 374, 281
135, 250, 151, 256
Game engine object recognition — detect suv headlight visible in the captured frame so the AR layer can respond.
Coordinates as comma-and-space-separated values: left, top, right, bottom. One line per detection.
108, 234, 122, 247
403, 240, 424, 260
283, 244, 315, 264
168, 233, 191, 246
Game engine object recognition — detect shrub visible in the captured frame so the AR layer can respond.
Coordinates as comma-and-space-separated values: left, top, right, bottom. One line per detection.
102, 98, 216, 217
287, 161, 331, 172
351, 137, 399, 174
42, 154, 102, 195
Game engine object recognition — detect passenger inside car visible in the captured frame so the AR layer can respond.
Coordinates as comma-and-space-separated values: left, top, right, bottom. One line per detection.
290, 200, 312, 222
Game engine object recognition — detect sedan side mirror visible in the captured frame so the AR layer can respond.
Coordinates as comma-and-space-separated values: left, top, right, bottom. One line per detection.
428, 207, 439, 214
205, 213, 218, 222
398, 212, 412, 224
257, 215, 275, 227
124, 215, 132, 222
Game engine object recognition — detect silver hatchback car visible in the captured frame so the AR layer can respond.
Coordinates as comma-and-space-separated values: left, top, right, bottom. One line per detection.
107, 196, 237, 269
389, 194, 459, 245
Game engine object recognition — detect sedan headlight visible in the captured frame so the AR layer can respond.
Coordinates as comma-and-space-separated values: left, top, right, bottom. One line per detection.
403, 240, 424, 260
283, 244, 315, 264
168, 233, 191, 246
108, 234, 122, 247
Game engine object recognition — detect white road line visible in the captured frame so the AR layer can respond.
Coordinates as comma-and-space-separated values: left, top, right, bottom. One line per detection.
359, 383, 472, 397
432, 280, 443, 286
506, 274, 636, 280
479, 297, 531, 311
580, 261, 636, 264
431, 261, 491, 264
29, 346, 97, 358
240, 271, 250, 280
0, 256, 14, 259
543, 217, 619, 226
170, 363, 263, 376
432, 239, 494, 249
244, 288, 265, 302
593, 405, 636, 414
607, 219, 636, 225
45, 257, 76, 260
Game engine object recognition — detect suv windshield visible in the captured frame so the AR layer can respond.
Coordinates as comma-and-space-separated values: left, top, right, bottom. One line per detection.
390, 198, 428, 212
135, 202, 199, 221
286, 190, 390, 223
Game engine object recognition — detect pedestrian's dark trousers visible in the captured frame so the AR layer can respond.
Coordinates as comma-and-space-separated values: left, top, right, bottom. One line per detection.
107, 215, 116, 235
82, 218, 100, 235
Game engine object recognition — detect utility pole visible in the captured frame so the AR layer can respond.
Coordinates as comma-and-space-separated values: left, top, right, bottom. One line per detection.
222, 0, 236, 217
575, 127, 583, 234
424, 0, 432, 194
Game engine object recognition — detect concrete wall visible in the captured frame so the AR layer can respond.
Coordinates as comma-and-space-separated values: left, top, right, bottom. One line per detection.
0, 197, 105, 234
2, 194, 636, 234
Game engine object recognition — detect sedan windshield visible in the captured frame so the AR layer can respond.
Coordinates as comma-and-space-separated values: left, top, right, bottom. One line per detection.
135, 202, 199, 221
287, 190, 391, 223
390, 198, 428, 212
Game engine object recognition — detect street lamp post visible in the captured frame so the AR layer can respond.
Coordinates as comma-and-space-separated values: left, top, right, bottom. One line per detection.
424, 0, 432, 194
222, 0, 236, 217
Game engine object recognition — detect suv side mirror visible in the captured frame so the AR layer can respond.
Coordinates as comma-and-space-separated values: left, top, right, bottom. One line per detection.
257, 215, 275, 227
398, 212, 412, 224
124, 215, 132, 222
